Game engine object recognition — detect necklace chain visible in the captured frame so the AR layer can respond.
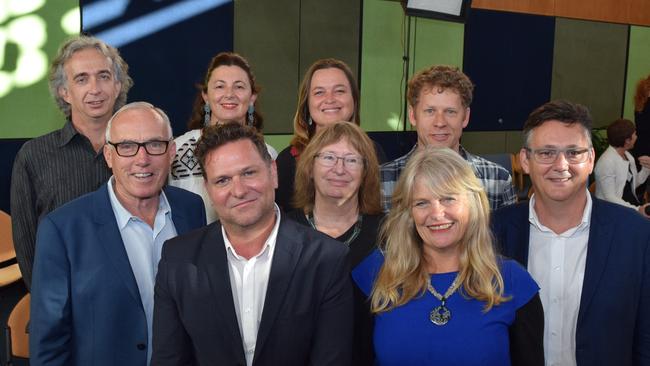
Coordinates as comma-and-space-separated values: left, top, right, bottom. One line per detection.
427, 274, 460, 303
305, 213, 363, 246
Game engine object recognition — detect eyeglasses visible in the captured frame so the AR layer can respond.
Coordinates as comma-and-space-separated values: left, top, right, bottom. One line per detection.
314, 153, 364, 170
525, 147, 591, 164
107, 140, 172, 157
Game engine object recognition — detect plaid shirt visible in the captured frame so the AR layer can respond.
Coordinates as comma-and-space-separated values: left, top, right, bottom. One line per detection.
380, 144, 516, 211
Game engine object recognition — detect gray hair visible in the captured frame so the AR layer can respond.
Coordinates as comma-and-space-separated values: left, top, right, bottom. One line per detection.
105, 102, 173, 142
49, 35, 133, 119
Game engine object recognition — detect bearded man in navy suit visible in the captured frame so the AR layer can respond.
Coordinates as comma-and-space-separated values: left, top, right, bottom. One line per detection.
492, 100, 650, 366
151, 122, 353, 366
30, 102, 206, 366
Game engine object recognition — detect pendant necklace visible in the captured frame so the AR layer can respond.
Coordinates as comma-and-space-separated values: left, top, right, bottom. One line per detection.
306, 213, 363, 246
427, 273, 461, 326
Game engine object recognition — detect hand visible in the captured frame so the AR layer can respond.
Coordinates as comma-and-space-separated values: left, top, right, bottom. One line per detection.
639, 203, 650, 219
638, 156, 650, 170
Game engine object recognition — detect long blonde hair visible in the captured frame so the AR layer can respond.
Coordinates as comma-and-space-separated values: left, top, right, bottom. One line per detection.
371, 147, 509, 313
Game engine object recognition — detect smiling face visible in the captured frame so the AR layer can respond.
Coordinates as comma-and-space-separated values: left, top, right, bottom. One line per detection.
59, 47, 121, 125
202, 65, 257, 125
104, 107, 174, 210
203, 139, 278, 232
308, 68, 355, 129
410, 176, 469, 256
313, 139, 363, 206
521, 120, 594, 207
409, 87, 469, 153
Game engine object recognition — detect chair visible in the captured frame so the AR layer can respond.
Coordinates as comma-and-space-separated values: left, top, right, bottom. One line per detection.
0, 211, 22, 287
5, 293, 29, 364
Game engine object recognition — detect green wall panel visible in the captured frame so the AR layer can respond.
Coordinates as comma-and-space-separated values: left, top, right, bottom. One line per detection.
624, 25, 650, 121
234, 0, 300, 134
551, 18, 628, 128
359, 1, 464, 132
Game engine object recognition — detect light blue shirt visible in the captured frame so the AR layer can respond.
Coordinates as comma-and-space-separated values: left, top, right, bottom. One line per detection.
107, 177, 177, 365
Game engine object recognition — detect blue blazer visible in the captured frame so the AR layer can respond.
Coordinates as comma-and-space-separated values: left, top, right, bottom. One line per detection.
30, 184, 206, 366
492, 198, 650, 366
151, 217, 354, 366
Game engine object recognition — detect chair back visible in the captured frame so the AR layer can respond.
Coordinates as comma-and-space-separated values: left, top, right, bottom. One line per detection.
6, 293, 30, 360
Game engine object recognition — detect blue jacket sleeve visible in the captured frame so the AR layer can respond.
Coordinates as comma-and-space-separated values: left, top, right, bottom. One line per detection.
29, 216, 72, 366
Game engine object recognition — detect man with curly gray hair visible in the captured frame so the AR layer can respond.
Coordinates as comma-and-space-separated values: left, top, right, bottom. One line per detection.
10, 34, 133, 288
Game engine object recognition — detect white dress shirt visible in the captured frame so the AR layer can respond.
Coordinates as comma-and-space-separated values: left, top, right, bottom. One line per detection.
107, 177, 177, 365
223, 205, 281, 366
528, 193, 592, 366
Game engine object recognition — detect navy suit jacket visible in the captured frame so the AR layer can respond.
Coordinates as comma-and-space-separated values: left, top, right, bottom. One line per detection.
151, 217, 354, 366
492, 198, 650, 366
30, 184, 206, 366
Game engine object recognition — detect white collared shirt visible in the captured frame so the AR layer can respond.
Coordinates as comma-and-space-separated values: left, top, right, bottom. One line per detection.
223, 205, 281, 366
528, 192, 592, 366
107, 177, 177, 365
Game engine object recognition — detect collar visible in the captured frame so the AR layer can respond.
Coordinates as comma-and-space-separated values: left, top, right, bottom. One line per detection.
58, 120, 80, 147
107, 176, 171, 230
528, 190, 592, 236
223, 204, 282, 260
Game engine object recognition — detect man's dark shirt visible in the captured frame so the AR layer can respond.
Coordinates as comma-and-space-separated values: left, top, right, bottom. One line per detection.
10, 121, 111, 288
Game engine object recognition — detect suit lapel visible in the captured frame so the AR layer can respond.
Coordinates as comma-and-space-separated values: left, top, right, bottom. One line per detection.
92, 184, 142, 306
164, 186, 192, 235
254, 218, 302, 360
577, 199, 614, 327
199, 223, 245, 355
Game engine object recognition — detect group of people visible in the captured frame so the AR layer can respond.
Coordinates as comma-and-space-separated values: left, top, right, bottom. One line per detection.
9, 34, 650, 366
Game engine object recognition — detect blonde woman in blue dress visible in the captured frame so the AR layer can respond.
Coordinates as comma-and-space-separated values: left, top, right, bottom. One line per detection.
353, 147, 544, 366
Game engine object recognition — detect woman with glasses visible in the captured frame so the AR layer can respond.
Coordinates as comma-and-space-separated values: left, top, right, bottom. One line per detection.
288, 121, 383, 365
169, 52, 277, 222
275, 58, 385, 211
353, 147, 544, 366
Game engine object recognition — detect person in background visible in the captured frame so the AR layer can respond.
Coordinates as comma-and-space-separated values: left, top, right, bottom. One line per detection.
354, 147, 543, 366
594, 118, 650, 216
632, 74, 650, 197
380, 65, 515, 211
288, 121, 383, 365
30, 102, 206, 366
493, 100, 650, 366
10, 35, 133, 289
169, 52, 277, 223
275, 58, 385, 211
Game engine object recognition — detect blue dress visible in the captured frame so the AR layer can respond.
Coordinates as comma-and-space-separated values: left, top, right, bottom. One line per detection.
353, 249, 539, 366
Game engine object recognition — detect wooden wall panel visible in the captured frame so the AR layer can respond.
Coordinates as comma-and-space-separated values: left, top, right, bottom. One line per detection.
472, 0, 554, 16
627, 0, 650, 27
473, 0, 650, 26
555, 0, 627, 25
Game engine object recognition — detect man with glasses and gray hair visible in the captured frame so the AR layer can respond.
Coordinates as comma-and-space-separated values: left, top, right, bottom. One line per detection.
492, 100, 650, 366
29, 102, 206, 366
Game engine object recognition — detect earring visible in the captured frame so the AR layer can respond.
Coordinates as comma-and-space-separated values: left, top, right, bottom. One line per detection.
308, 116, 313, 126
203, 104, 211, 127
247, 105, 255, 127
